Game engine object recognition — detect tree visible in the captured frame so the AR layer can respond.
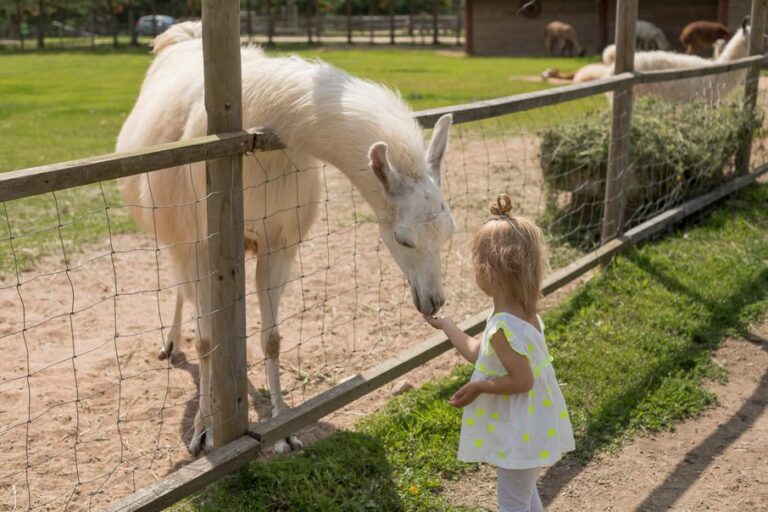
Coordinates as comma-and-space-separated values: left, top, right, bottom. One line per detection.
36, 0, 44, 49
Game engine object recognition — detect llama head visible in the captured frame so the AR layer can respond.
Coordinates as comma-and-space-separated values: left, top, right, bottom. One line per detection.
368, 114, 456, 316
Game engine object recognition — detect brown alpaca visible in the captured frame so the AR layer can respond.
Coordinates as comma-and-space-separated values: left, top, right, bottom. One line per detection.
545, 21, 586, 57
680, 21, 731, 54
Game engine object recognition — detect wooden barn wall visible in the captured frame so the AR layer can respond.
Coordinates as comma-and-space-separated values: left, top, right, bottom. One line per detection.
470, 0, 725, 56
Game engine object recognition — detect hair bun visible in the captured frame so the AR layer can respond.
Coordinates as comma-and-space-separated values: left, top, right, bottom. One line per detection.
489, 194, 513, 216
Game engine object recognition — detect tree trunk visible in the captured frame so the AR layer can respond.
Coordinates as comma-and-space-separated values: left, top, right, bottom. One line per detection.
432, 0, 439, 45
128, 1, 138, 46
389, 0, 395, 45
36, 0, 45, 49
106, 0, 118, 47
368, 0, 374, 44
15, 0, 25, 50
307, 0, 313, 44
267, 0, 274, 46
151, 0, 158, 37
246, 0, 253, 40
346, 0, 352, 44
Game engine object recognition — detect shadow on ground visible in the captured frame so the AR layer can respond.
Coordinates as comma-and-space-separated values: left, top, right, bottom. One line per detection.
540, 249, 768, 508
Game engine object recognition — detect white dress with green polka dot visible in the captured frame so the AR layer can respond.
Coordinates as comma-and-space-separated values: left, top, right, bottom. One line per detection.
457, 312, 574, 469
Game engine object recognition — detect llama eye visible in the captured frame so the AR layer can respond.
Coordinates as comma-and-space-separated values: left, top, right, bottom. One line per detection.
395, 233, 415, 248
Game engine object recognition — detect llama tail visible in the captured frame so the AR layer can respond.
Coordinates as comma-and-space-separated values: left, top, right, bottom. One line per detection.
152, 21, 203, 54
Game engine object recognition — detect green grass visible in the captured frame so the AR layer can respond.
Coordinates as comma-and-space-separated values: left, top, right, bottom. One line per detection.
0, 48, 599, 273
181, 184, 768, 511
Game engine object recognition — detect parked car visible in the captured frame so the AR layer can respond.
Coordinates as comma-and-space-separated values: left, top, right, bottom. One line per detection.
135, 15, 176, 36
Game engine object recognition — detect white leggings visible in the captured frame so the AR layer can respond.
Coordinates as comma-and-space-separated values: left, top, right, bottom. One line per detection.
497, 467, 544, 512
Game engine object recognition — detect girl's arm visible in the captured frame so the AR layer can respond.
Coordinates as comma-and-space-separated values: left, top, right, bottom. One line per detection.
448, 330, 534, 407
423, 315, 480, 363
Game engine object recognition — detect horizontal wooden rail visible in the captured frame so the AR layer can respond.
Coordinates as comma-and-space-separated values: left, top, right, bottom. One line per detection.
0, 128, 284, 203
105, 162, 768, 512
3, 53, 766, 200
637, 54, 768, 84
415, 73, 636, 128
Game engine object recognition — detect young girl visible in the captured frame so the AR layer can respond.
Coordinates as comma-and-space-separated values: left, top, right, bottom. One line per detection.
425, 194, 574, 512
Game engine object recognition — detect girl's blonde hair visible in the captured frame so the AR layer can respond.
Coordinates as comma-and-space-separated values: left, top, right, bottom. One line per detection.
471, 194, 548, 316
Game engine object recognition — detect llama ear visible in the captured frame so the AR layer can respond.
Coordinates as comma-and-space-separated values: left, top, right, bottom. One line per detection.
426, 114, 452, 186
742, 15, 751, 34
369, 142, 399, 194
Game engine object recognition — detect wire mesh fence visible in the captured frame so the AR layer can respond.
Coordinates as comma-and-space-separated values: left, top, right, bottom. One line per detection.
2, 63, 768, 511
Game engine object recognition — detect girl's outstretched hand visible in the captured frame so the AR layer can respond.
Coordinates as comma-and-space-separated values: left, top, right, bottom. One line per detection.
448, 382, 481, 408
423, 314, 454, 331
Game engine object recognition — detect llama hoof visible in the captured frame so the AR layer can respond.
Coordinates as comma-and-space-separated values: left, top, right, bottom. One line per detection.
287, 435, 303, 451
188, 429, 207, 456
274, 435, 303, 454
158, 341, 174, 360
274, 438, 292, 454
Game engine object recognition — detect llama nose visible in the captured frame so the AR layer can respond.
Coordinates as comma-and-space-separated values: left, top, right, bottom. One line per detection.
429, 295, 445, 315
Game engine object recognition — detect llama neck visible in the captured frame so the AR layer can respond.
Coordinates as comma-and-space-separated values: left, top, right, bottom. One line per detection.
717, 29, 748, 62
263, 64, 427, 217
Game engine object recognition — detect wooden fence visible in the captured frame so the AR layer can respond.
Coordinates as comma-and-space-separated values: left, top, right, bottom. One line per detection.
2, 0, 767, 510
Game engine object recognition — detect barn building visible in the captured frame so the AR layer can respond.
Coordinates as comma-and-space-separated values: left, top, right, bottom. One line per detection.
465, 0, 755, 56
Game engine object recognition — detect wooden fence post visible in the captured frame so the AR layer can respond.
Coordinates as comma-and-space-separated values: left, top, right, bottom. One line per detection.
201, 0, 248, 449
735, 0, 766, 175
600, 0, 637, 243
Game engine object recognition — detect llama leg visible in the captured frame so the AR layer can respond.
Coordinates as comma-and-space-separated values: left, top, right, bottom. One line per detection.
256, 245, 301, 454
159, 290, 184, 360
188, 245, 215, 455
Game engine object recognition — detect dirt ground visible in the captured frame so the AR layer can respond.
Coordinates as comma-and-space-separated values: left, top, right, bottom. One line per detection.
442, 319, 768, 512
0, 131, 555, 511
2, 94, 768, 510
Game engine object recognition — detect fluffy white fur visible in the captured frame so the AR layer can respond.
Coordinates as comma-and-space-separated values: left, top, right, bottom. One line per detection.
604, 26, 749, 103
630, 27, 748, 103
117, 21, 455, 454
573, 63, 611, 83
602, 44, 616, 65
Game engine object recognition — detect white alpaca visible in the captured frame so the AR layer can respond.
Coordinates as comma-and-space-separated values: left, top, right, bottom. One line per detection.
602, 44, 616, 65
636, 20, 670, 51
117, 22, 455, 455
630, 23, 749, 103
573, 63, 611, 83
605, 20, 750, 103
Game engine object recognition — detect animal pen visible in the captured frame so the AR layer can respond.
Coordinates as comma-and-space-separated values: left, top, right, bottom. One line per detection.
1, 0, 768, 510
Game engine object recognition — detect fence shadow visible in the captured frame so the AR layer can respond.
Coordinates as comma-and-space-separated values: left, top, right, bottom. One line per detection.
636, 360, 767, 511
540, 249, 768, 507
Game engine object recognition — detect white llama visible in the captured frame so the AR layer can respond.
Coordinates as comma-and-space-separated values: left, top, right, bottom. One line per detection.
610, 18, 751, 103
117, 22, 456, 454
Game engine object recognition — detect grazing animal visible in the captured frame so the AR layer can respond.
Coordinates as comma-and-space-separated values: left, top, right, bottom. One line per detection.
610, 18, 750, 103
636, 20, 670, 51
545, 21, 586, 57
680, 21, 730, 55
117, 21, 456, 455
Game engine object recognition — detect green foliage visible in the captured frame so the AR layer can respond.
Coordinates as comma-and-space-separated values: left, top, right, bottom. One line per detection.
187, 185, 768, 510
539, 97, 761, 247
